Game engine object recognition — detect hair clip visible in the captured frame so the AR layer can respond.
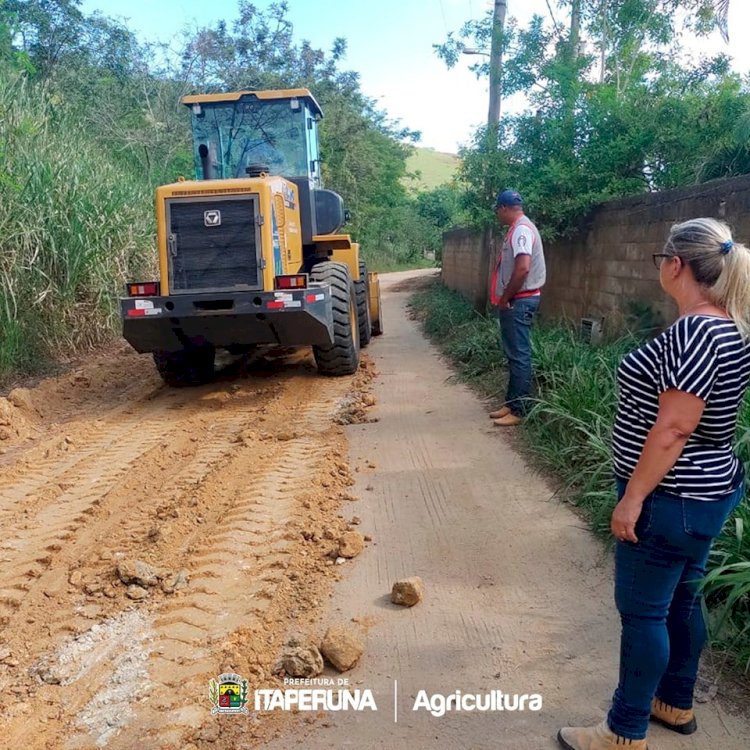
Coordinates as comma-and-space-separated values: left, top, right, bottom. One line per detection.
720, 240, 734, 255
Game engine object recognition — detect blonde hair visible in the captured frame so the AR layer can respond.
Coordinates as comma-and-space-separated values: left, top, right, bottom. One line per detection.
665, 218, 750, 339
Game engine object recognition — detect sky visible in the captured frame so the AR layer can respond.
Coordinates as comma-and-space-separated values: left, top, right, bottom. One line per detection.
79, 0, 750, 154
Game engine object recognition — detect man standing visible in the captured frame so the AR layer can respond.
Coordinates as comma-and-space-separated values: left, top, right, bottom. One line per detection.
489, 189, 546, 426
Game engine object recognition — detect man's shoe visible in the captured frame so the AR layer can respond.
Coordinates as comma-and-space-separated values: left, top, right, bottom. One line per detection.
493, 413, 523, 426
557, 720, 647, 750
489, 406, 511, 419
650, 697, 697, 735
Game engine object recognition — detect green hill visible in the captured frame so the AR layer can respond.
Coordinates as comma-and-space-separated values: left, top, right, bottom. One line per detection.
404, 147, 459, 192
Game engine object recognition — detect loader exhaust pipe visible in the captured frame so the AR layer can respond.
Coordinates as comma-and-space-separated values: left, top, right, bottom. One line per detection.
199, 144, 214, 180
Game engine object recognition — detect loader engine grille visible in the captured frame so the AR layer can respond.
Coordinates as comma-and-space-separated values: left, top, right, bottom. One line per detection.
167, 196, 261, 293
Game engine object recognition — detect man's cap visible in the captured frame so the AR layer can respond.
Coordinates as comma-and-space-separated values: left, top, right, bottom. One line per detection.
495, 189, 523, 208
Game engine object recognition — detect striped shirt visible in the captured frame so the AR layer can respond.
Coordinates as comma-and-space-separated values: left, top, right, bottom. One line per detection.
612, 315, 750, 500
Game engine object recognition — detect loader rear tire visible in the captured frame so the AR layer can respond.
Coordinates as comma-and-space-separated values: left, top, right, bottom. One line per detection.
310, 261, 360, 376
371, 281, 383, 336
153, 345, 215, 387
356, 260, 372, 348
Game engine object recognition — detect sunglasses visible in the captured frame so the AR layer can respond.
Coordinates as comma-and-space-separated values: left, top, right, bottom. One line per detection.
652, 253, 680, 269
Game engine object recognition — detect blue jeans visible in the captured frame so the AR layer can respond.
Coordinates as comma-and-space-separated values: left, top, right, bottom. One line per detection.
496, 296, 540, 416
608, 475, 745, 739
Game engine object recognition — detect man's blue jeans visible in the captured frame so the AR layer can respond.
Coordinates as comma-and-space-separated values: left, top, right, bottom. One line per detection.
496, 296, 540, 416
608, 476, 745, 739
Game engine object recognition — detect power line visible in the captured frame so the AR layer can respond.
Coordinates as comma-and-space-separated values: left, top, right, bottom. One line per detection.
437, 0, 449, 34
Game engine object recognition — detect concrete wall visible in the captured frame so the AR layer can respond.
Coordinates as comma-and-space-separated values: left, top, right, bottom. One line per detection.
441, 175, 750, 332
440, 228, 490, 309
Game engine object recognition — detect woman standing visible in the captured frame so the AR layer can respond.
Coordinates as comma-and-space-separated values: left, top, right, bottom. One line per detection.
558, 219, 750, 750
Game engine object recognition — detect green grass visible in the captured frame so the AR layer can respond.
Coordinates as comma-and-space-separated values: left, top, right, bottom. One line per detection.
411, 280, 750, 676
404, 147, 459, 192
0, 72, 155, 383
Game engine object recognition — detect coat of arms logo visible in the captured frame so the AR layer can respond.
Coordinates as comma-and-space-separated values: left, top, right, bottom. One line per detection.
209, 672, 250, 715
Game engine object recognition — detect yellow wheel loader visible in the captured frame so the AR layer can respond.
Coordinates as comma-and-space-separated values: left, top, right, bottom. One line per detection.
120, 89, 383, 385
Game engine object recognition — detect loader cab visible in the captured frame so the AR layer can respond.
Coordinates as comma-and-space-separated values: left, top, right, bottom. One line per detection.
184, 89, 323, 186
182, 89, 344, 244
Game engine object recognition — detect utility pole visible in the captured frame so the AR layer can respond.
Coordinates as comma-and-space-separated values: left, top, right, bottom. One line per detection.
563, 0, 582, 142
487, 0, 507, 129
478, 0, 507, 312
570, 0, 581, 55
599, 0, 608, 83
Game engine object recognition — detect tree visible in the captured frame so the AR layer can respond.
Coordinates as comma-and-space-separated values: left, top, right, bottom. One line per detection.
714, 0, 730, 39
5, 0, 84, 80
180, 2, 422, 264
436, 1, 745, 237
0, 0, 447, 380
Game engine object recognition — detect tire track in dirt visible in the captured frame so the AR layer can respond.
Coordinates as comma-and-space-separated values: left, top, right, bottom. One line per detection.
0, 401, 264, 681
0, 395, 239, 622
0, 387, 164, 514
0, 347, 376, 750
99, 392, 347, 749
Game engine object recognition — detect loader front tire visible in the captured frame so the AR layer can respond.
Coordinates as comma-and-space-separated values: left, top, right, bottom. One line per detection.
310, 261, 360, 376
153, 345, 215, 387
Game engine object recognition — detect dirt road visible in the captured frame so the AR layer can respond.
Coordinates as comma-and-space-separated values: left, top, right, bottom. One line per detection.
0, 343, 377, 748
0, 269, 747, 749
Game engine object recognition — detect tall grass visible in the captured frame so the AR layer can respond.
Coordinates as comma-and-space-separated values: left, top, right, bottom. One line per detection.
524, 327, 638, 534
0, 73, 155, 381
411, 280, 750, 674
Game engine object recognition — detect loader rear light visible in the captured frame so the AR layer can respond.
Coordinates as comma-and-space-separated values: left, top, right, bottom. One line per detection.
275, 274, 308, 290
127, 281, 160, 297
